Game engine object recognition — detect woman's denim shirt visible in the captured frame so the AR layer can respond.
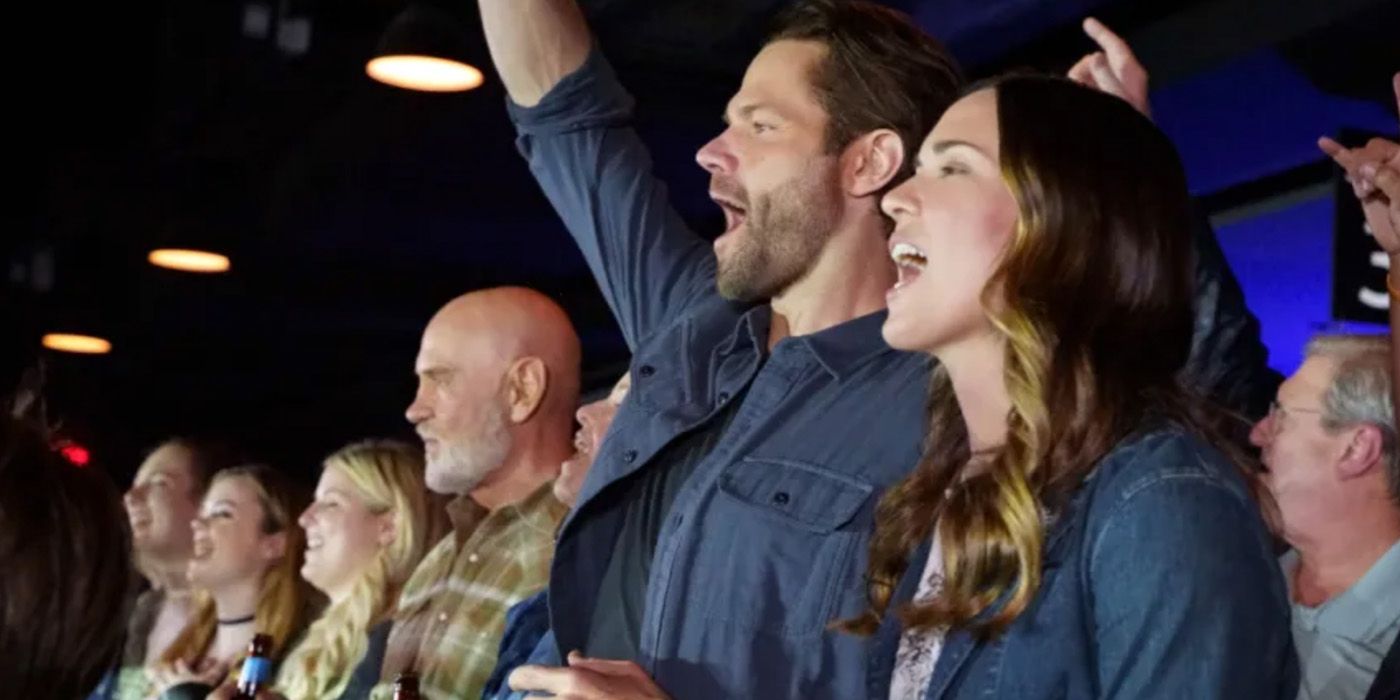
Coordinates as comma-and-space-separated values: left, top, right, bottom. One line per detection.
867, 426, 1299, 699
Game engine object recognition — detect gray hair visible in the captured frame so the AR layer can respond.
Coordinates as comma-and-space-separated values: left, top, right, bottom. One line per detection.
1305, 334, 1399, 505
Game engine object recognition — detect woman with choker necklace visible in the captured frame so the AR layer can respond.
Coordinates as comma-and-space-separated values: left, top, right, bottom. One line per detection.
92, 439, 232, 700
198, 442, 448, 700
147, 464, 321, 700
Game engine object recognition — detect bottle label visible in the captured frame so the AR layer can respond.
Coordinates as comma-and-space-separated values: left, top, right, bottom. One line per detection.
239, 657, 273, 685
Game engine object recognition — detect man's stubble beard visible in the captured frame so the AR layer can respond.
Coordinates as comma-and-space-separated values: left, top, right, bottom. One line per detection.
715, 159, 842, 302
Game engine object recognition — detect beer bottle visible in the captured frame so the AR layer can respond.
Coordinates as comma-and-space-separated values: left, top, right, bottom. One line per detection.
233, 633, 274, 699
392, 670, 422, 700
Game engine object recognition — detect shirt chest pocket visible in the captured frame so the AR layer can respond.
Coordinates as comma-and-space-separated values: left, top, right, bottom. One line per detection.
679, 457, 875, 637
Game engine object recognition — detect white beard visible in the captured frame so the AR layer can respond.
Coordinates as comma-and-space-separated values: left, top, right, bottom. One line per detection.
425, 405, 513, 495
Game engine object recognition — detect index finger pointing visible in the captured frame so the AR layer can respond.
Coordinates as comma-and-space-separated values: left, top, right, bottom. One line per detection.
1083, 18, 1136, 70
1319, 136, 1362, 171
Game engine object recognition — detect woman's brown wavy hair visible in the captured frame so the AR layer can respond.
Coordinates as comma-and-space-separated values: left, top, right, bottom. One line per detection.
841, 74, 1269, 638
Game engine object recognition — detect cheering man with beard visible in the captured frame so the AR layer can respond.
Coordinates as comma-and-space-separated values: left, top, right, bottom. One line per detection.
488, 3, 958, 697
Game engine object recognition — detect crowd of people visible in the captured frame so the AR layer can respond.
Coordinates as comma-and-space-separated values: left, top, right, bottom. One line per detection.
3, 0, 1399, 698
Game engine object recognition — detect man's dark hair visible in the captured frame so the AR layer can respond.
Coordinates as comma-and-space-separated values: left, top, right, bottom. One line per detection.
771, 0, 963, 195
147, 436, 242, 497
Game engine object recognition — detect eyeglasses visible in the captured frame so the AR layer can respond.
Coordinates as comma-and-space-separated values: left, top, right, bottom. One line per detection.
1265, 400, 1325, 433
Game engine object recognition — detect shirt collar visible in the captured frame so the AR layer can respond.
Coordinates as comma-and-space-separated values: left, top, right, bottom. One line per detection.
798, 309, 904, 380
1287, 538, 1400, 642
715, 305, 768, 359
446, 494, 489, 544
724, 306, 912, 380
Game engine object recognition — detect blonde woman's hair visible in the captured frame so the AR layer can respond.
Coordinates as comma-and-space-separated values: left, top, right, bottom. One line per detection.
276, 440, 449, 700
159, 465, 319, 673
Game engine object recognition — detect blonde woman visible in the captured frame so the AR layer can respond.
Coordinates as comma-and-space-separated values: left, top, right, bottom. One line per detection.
272, 440, 448, 700
149, 464, 320, 699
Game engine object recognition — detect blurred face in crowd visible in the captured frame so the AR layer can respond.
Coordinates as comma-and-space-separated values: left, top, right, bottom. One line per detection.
880, 89, 1016, 355
555, 373, 633, 506
407, 315, 514, 496
298, 464, 394, 603
697, 39, 844, 302
1251, 356, 1352, 544
188, 475, 286, 592
125, 443, 203, 564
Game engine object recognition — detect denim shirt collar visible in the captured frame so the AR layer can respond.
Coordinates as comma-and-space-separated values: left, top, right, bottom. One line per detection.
1284, 537, 1400, 642
716, 305, 768, 360
741, 306, 900, 381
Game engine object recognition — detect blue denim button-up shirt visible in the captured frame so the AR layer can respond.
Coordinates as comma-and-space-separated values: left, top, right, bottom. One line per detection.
509, 50, 931, 698
866, 428, 1299, 699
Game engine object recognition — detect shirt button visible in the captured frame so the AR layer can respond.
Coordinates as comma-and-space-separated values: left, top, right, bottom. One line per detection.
772, 491, 790, 505
717, 391, 730, 404
438, 612, 449, 623
468, 553, 479, 563
623, 449, 638, 463
638, 365, 656, 378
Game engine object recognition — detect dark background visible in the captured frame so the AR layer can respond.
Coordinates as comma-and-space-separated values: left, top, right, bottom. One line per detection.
4, 0, 1398, 485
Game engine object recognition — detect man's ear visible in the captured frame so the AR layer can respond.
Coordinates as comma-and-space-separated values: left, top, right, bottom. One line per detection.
504, 356, 549, 424
1336, 423, 1385, 480
843, 128, 905, 198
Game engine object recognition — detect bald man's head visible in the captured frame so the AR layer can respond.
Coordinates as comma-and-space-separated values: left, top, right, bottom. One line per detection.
406, 287, 581, 496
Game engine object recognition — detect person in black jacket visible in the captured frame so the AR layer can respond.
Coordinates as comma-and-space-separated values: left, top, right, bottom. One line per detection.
1368, 637, 1400, 700
1068, 18, 1281, 420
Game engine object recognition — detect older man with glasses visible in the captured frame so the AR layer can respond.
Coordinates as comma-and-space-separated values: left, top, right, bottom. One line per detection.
1251, 334, 1400, 699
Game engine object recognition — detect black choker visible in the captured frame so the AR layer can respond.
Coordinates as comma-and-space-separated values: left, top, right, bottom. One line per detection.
217, 613, 255, 626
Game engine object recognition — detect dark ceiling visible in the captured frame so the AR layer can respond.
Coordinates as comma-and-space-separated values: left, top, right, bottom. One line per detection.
5, 0, 1397, 483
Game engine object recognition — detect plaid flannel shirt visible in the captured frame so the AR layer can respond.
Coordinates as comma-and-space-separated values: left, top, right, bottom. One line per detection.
373, 483, 567, 700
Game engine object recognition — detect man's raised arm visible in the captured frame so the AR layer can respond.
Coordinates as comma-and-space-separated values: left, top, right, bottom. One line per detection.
479, 0, 591, 108
477, 0, 718, 349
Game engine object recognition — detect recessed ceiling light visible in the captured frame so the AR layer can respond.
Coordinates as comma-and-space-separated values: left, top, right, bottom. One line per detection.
366, 55, 483, 92
42, 333, 112, 355
148, 249, 231, 273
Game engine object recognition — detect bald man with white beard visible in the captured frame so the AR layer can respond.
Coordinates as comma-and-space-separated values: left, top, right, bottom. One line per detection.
346, 287, 580, 700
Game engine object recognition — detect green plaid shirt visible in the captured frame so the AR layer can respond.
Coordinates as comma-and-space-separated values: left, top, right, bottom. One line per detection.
373, 483, 567, 699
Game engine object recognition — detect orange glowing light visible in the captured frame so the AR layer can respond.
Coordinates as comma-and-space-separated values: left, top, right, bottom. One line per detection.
148, 249, 231, 273
366, 55, 484, 92
42, 334, 112, 355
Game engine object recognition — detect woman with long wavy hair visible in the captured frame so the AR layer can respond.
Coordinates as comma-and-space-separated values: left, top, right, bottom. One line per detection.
847, 75, 1297, 698
149, 464, 320, 699
273, 440, 448, 700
